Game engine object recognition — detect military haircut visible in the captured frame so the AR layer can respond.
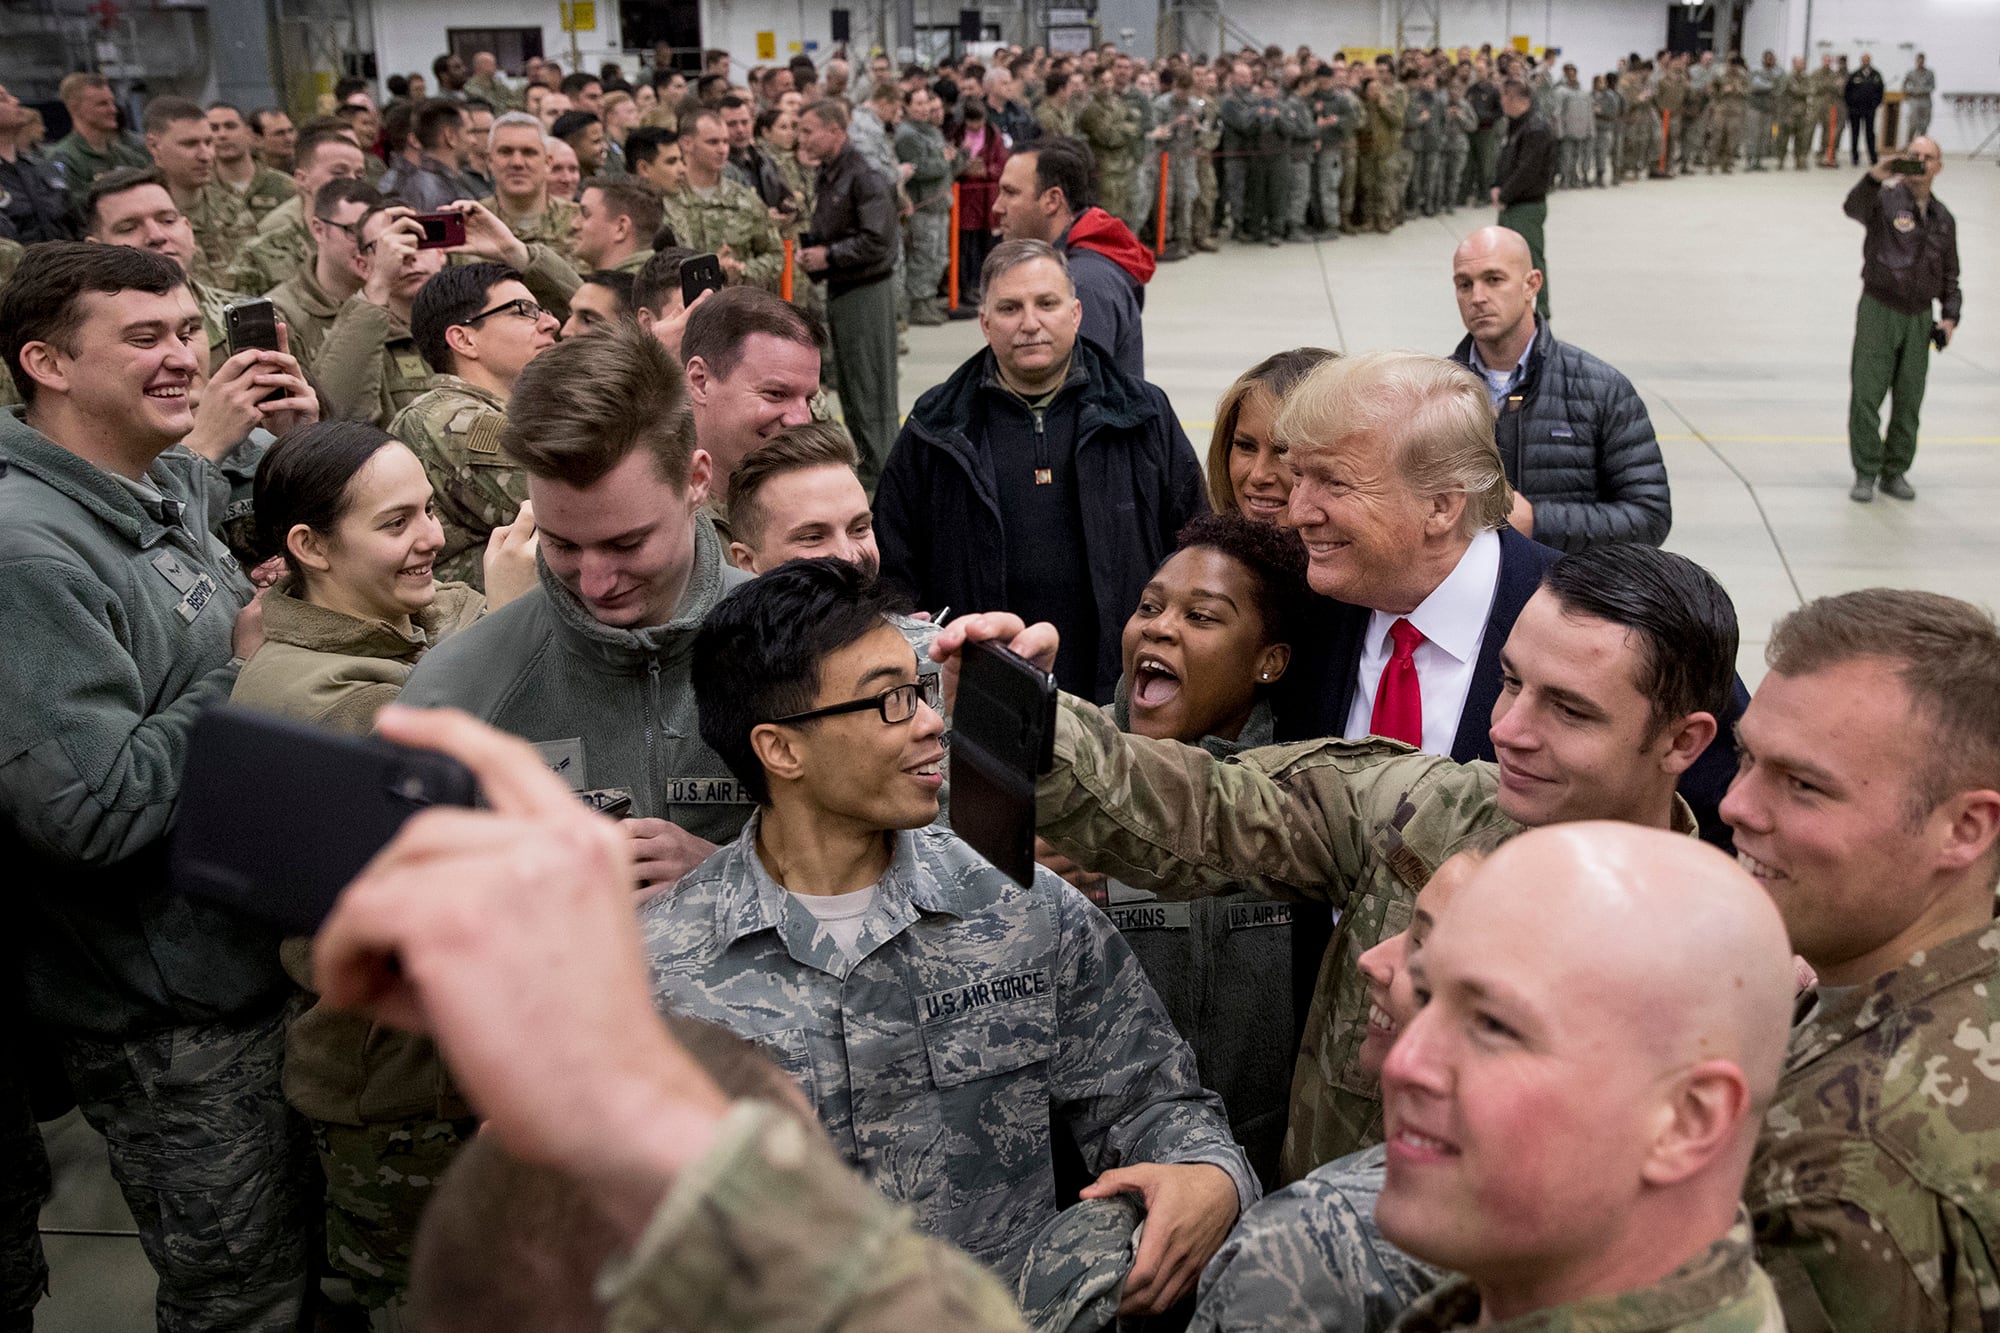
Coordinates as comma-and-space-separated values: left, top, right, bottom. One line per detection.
630, 245, 698, 316
558, 71, 601, 98
254, 421, 398, 570
624, 125, 679, 171
500, 321, 696, 488
680, 284, 823, 379
692, 557, 908, 806
410, 261, 526, 375
580, 175, 665, 245
380, 99, 418, 154
1172, 511, 1312, 649
1539, 545, 1739, 740
409, 1014, 815, 1333
333, 75, 370, 102
550, 110, 601, 145
677, 105, 721, 140
1204, 346, 1338, 512
58, 71, 110, 105
413, 98, 466, 150
312, 175, 383, 221
727, 422, 862, 549
0, 242, 186, 407
141, 95, 206, 137
1768, 590, 2000, 822
979, 237, 1074, 304
205, 99, 245, 118
248, 107, 286, 135
1023, 136, 1095, 213
696, 72, 732, 102
579, 268, 636, 315
81, 167, 170, 235
293, 121, 358, 172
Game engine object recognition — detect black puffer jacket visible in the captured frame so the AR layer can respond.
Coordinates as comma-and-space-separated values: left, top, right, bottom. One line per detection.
874, 341, 1206, 703
1450, 320, 1671, 552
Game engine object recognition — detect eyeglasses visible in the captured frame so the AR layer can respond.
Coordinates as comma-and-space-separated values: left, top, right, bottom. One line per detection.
767, 674, 942, 727
319, 218, 362, 245
457, 298, 548, 327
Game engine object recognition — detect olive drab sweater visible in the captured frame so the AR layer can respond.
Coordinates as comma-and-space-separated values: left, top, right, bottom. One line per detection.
397, 513, 756, 841
0, 409, 287, 1037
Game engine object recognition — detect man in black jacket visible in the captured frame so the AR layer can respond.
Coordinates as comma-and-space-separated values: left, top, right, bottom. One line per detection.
1446, 226, 1670, 551
1492, 79, 1556, 320
1843, 53, 1886, 165
1844, 138, 1959, 502
797, 100, 900, 486
874, 239, 1204, 702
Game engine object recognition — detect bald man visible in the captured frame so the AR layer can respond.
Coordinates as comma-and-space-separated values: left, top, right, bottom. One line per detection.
1446, 226, 1671, 553
1842, 135, 1958, 502
1377, 823, 1794, 1331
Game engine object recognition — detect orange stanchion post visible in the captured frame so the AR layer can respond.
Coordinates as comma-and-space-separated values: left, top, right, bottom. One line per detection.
781, 237, 794, 302
1825, 106, 1837, 166
1155, 151, 1169, 256
948, 182, 962, 310
1658, 109, 1670, 174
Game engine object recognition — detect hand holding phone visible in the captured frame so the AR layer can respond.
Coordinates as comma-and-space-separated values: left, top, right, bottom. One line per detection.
1889, 156, 1927, 176
680, 252, 726, 305
413, 211, 469, 249
948, 640, 1058, 887
173, 708, 480, 935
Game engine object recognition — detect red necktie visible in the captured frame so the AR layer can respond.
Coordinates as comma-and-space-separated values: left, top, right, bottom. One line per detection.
1370, 618, 1425, 748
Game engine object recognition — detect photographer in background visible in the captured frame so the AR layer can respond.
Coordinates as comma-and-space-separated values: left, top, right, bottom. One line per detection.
1842, 136, 1958, 505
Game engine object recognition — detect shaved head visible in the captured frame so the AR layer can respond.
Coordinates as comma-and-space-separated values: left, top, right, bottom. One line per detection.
1453, 225, 1542, 357
1454, 224, 1532, 274
1377, 822, 1794, 1320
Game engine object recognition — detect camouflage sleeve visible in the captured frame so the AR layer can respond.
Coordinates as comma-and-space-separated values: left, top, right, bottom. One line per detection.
1757, 1196, 1996, 1333
1050, 880, 1260, 1214
222, 246, 272, 297
1189, 1149, 1440, 1333
601, 1101, 1027, 1333
517, 243, 582, 324
313, 297, 397, 426
734, 206, 786, 291
1036, 691, 1431, 909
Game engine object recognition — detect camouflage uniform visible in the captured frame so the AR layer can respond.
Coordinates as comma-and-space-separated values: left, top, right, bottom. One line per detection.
602, 1100, 1028, 1333
462, 72, 523, 111
640, 815, 1260, 1286
1080, 88, 1143, 226
1902, 64, 1936, 140
1441, 95, 1476, 213
1710, 68, 1751, 173
1362, 84, 1407, 235
59, 1003, 316, 1333
1190, 1144, 1440, 1333
225, 206, 311, 295
1194, 97, 1223, 246
1389, 1212, 1782, 1332
1279, 89, 1317, 236
1777, 71, 1815, 170
312, 296, 434, 428
1746, 911, 2000, 1333
1034, 98, 1078, 140
316, 1116, 477, 1308
182, 182, 260, 291
1811, 65, 1845, 165
479, 192, 583, 268
1152, 92, 1203, 255
1035, 694, 1698, 1183
1656, 66, 1689, 174
227, 165, 298, 223
661, 180, 785, 292
1617, 69, 1656, 180
895, 118, 953, 323
1686, 63, 1715, 170
387, 375, 526, 589
1014, 1195, 1140, 1333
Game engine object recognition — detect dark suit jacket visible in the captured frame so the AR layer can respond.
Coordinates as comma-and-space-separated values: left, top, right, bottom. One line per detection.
1272, 527, 1747, 1040
1273, 527, 1746, 845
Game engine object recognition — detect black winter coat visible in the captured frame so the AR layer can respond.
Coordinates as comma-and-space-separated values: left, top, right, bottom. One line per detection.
1450, 320, 1672, 552
874, 343, 1207, 702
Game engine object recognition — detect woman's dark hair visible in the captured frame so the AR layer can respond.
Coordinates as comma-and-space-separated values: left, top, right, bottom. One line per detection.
1172, 511, 1312, 648
254, 421, 399, 575
693, 558, 908, 806
754, 106, 784, 137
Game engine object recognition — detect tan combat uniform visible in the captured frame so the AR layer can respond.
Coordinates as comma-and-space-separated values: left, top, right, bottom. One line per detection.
386, 376, 527, 589
662, 179, 785, 291
479, 193, 582, 267
182, 182, 260, 290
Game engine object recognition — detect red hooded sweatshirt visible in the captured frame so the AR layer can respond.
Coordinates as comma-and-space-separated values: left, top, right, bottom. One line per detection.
1063, 207, 1156, 285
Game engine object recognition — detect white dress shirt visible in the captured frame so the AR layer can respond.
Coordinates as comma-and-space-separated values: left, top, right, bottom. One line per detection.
1344, 529, 1503, 757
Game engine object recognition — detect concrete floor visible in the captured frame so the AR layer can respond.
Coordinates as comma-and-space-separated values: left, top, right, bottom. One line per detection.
33, 158, 2000, 1329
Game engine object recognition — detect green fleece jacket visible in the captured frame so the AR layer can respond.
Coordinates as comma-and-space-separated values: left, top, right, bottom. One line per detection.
398, 513, 756, 842
230, 574, 485, 1123
0, 409, 288, 1037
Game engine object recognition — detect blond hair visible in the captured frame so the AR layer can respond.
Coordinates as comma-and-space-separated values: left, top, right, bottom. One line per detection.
1273, 349, 1511, 536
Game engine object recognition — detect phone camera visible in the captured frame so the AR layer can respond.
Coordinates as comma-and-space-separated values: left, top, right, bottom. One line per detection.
391, 770, 432, 805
